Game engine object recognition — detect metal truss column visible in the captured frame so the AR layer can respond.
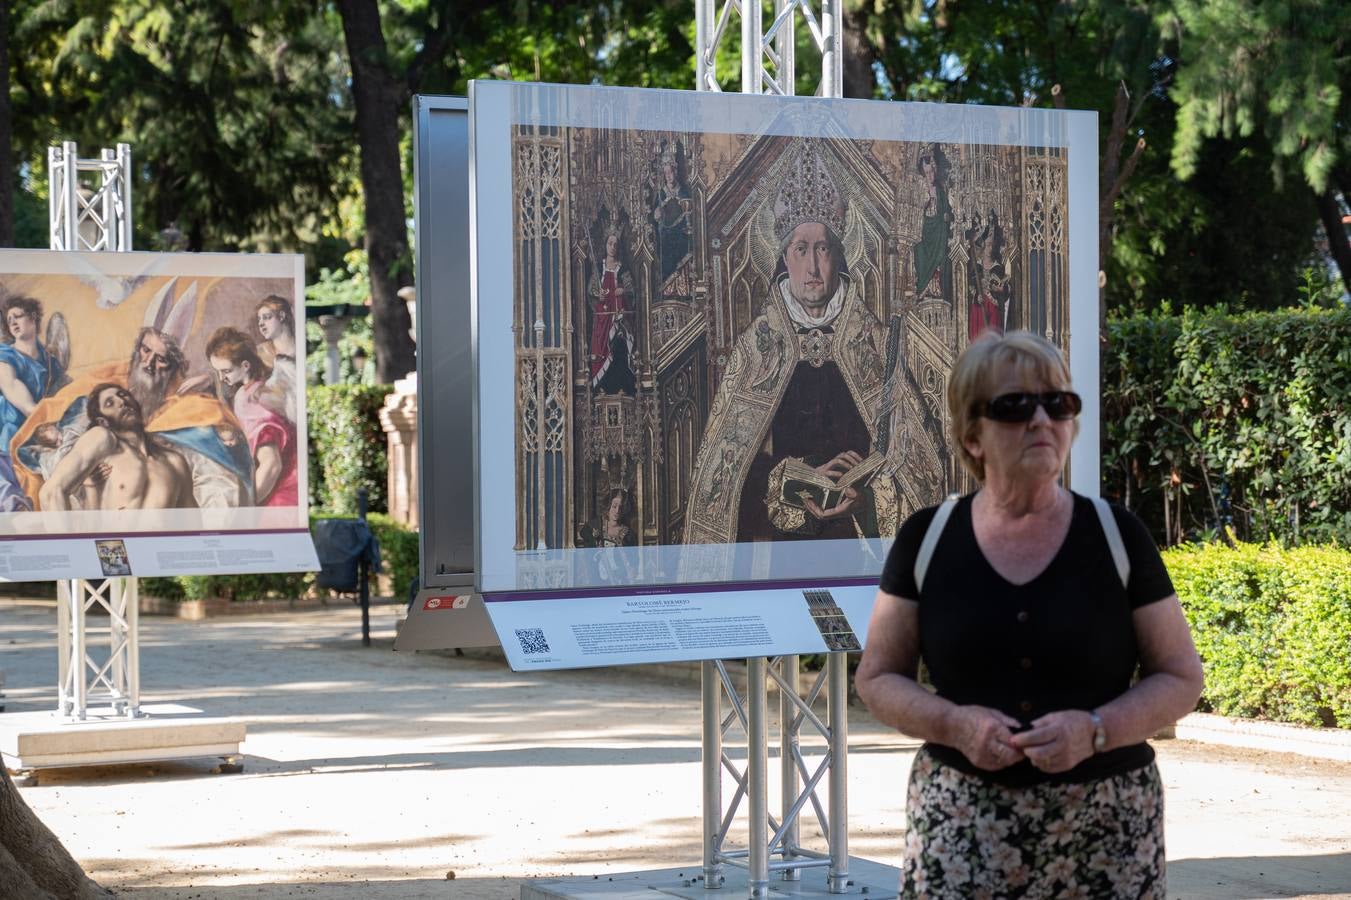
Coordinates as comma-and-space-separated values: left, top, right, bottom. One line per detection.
746, 657, 770, 900
692, 0, 842, 97
702, 660, 725, 887
780, 654, 801, 881
57, 578, 142, 720
701, 655, 855, 897
48, 141, 133, 252
695, 3, 850, 895
827, 652, 849, 892
49, 140, 140, 722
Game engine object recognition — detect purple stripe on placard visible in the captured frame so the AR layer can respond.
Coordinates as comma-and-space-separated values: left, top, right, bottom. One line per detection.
482, 575, 877, 603
2, 528, 312, 541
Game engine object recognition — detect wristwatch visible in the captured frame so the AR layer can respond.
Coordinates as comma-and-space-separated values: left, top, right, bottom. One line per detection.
1089, 710, 1107, 753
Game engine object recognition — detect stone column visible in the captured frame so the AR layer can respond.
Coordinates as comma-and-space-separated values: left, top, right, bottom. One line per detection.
318, 315, 347, 386
379, 376, 419, 528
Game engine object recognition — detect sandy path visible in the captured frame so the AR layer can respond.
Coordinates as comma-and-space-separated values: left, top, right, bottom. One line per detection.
2, 601, 1348, 899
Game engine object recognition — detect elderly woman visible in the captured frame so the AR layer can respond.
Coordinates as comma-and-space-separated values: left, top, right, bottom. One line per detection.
856, 330, 1203, 899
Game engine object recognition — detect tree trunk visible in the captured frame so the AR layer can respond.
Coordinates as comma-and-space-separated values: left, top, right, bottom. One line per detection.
1097, 81, 1145, 334
1313, 189, 1351, 296
336, 0, 415, 384
841, 1, 877, 99
0, 0, 14, 247
0, 767, 114, 899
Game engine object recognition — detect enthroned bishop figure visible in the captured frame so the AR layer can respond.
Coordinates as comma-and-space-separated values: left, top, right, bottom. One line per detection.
684, 145, 900, 546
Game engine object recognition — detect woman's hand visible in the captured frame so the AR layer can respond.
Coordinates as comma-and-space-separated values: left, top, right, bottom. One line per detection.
948, 705, 1026, 771
1009, 710, 1096, 773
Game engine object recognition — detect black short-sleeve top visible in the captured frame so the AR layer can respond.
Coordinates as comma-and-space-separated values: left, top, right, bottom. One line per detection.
878, 492, 1175, 787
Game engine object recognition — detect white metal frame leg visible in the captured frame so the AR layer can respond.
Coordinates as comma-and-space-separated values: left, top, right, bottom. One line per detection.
56, 577, 143, 721
827, 652, 849, 892
702, 652, 851, 898
780, 654, 801, 881
702, 660, 725, 888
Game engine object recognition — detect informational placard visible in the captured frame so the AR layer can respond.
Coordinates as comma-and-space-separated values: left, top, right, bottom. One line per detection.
467, 81, 1097, 666
487, 579, 877, 671
0, 250, 317, 581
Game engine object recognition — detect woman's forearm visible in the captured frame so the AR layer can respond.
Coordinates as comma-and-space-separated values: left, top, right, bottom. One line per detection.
857, 671, 960, 745
1095, 595, 1205, 751
1096, 669, 1203, 752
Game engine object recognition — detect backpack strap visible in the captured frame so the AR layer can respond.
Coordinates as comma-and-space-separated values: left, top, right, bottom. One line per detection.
1091, 496, 1130, 589
914, 494, 961, 593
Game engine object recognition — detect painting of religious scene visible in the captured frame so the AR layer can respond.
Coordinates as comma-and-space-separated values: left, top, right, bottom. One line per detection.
0, 252, 306, 536
509, 118, 1070, 560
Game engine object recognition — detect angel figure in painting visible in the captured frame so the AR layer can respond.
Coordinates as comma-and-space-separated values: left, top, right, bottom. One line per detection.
0, 294, 70, 511
254, 294, 298, 422
206, 327, 299, 508
588, 226, 637, 396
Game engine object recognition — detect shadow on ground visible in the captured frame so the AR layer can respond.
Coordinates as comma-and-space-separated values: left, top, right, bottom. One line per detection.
111, 877, 514, 899
1169, 852, 1351, 898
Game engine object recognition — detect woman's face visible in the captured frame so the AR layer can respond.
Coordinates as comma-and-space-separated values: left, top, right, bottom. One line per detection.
5, 307, 36, 342
607, 493, 624, 523
257, 306, 281, 340
964, 362, 1075, 488
605, 234, 619, 257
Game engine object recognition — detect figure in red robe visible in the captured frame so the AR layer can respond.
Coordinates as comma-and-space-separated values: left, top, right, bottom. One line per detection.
588, 230, 636, 395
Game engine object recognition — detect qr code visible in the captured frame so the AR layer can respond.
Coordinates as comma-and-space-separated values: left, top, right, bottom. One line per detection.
515, 628, 550, 655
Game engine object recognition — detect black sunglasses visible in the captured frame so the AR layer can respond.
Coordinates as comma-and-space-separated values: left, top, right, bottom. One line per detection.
977, 391, 1083, 423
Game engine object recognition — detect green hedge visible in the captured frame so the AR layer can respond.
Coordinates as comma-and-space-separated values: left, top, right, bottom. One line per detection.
1165, 541, 1351, 728
307, 384, 393, 515
141, 511, 418, 604
1104, 305, 1351, 547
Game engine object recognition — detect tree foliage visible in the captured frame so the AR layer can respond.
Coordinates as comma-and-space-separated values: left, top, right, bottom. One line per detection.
14, 0, 352, 253
2, 0, 1345, 333
1159, 0, 1351, 292
1162, 0, 1348, 192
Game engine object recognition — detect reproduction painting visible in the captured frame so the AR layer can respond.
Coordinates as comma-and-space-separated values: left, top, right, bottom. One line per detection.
471, 82, 1098, 594
0, 250, 315, 581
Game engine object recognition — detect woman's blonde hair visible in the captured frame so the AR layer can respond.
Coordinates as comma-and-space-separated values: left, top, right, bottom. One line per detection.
947, 330, 1074, 481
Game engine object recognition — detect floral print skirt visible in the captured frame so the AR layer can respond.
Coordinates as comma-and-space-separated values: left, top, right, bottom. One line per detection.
900, 747, 1166, 899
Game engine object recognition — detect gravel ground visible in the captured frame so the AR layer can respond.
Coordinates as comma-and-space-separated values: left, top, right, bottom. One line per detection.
2, 599, 1349, 900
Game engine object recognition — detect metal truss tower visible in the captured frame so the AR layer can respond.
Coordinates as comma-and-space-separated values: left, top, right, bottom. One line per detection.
692, 4, 855, 899
48, 141, 134, 252
695, 0, 842, 97
48, 140, 143, 720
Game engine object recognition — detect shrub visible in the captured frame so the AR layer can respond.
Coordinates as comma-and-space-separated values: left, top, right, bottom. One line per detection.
140, 513, 419, 605
367, 512, 420, 600
307, 384, 393, 514
1104, 305, 1351, 547
1165, 541, 1351, 728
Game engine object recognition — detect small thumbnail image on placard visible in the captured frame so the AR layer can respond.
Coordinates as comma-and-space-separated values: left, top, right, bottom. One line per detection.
94, 539, 132, 576
803, 589, 861, 652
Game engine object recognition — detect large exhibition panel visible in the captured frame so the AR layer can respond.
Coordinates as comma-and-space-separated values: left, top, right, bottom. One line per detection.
462, 82, 1097, 668
0, 250, 318, 581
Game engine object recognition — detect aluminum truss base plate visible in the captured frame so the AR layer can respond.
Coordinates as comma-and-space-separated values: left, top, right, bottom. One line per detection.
522, 857, 898, 900
0, 703, 245, 771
